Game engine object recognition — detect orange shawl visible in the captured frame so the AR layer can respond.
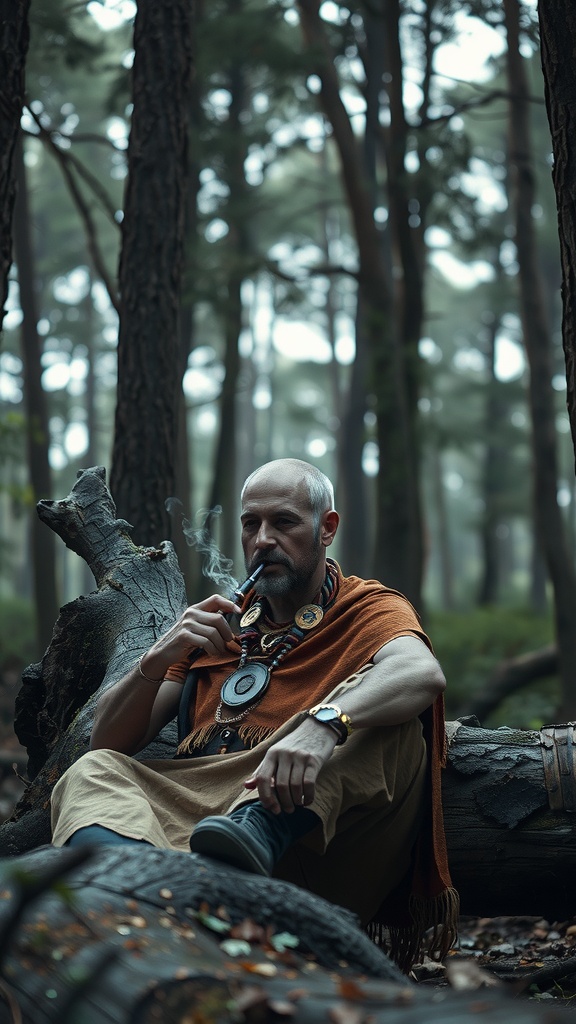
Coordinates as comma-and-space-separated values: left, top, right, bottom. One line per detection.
168, 567, 431, 753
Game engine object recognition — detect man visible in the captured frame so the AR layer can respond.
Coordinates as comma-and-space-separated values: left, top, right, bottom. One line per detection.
51, 458, 457, 969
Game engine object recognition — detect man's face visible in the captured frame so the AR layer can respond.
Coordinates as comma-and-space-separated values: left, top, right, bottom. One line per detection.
241, 475, 324, 601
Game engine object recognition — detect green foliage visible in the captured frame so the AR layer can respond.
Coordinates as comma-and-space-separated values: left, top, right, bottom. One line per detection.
0, 597, 35, 667
430, 606, 556, 728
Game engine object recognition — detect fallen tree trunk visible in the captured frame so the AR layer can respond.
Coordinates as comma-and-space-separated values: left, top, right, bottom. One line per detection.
3, 467, 576, 921
0, 845, 570, 1024
443, 720, 576, 918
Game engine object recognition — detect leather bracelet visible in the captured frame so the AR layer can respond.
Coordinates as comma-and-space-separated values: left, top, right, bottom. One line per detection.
137, 655, 164, 684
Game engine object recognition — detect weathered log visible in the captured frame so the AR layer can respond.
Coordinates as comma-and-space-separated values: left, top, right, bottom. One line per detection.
5, 466, 186, 853
443, 722, 576, 919
0, 846, 570, 1024
4, 467, 576, 922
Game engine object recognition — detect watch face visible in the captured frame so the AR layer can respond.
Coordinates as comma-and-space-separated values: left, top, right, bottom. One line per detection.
314, 707, 338, 723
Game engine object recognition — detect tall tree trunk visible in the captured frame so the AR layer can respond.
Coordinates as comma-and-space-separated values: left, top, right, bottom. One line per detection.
377, 0, 427, 606
82, 277, 98, 595
12, 134, 59, 656
504, 0, 576, 717
478, 317, 506, 606
334, 7, 381, 580
110, 0, 193, 546
174, 0, 205, 600
297, 0, 421, 608
0, 0, 30, 333
173, 302, 195, 595
207, 7, 249, 567
538, 0, 576, 472
429, 444, 454, 610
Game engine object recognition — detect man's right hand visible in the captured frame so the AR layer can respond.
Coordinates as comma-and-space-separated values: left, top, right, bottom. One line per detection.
139, 595, 241, 683
91, 595, 240, 755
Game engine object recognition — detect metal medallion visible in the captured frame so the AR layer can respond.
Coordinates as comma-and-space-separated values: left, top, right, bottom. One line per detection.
220, 661, 271, 708
294, 604, 324, 630
260, 631, 285, 651
240, 604, 263, 628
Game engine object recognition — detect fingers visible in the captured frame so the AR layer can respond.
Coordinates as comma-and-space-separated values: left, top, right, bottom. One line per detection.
179, 608, 233, 655
244, 762, 280, 814
195, 595, 241, 617
244, 751, 320, 815
151, 596, 241, 664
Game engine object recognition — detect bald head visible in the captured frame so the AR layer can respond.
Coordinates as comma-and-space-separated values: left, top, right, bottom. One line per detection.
241, 459, 335, 534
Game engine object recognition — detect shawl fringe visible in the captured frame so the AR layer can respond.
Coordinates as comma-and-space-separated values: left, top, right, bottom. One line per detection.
367, 886, 460, 975
176, 722, 276, 757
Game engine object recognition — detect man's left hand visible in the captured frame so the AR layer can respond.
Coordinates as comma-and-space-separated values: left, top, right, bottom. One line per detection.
243, 718, 338, 814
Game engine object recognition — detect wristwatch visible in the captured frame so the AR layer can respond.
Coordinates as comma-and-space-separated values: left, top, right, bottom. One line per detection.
307, 703, 353, 745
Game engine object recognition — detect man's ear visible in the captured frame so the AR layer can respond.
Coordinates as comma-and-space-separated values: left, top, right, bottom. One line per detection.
320, 510, 339, 547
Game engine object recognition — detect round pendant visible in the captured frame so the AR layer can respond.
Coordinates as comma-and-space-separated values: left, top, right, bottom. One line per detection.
221, 661, 271, 708
294, 604, 324, 630
240, 604, 263, 628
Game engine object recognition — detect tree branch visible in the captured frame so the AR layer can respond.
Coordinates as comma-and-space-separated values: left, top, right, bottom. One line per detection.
26, 108, 120, 313
264, 258, 359, 283
456, 644, 558, 723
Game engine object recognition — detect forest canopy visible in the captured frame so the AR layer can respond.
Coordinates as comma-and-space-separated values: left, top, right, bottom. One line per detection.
0, 0, 573, 727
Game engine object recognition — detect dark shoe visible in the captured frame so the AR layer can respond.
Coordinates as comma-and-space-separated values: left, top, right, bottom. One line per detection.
189, 802, 319, 876
189, 815, 273, 875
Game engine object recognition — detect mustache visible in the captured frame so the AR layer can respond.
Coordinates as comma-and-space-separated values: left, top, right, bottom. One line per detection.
248, 554, 294, 572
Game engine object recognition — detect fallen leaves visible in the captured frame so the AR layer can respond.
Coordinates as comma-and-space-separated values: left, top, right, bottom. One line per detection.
446, 959, 502, 991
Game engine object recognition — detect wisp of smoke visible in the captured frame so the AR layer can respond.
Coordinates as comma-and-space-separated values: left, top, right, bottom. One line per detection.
165, 498, 239, 596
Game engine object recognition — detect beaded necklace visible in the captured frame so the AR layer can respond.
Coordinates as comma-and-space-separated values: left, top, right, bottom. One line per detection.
215, 559, 339, 725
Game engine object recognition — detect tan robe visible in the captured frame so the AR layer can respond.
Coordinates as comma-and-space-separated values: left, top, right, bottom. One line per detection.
51, 712, 426, 926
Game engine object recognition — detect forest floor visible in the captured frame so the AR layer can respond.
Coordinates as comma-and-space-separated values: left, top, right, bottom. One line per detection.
417, 914, 576, 1009
1, 728, 575, 1017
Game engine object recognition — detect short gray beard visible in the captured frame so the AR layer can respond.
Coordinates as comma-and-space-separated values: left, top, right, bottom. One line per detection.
248, 543, 323, 603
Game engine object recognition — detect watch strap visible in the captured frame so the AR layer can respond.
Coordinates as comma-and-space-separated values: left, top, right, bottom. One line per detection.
306, 703, 353, 745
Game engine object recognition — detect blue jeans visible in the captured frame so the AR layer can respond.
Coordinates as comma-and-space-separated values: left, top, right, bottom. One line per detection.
66, 825, 152, 847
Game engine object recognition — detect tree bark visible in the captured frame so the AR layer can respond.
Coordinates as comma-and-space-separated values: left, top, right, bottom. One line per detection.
503, 0, 576, 719
5, 466, 187, 852
0, 848, 563, 1024
443, 721, 576, 919
110, 0, 194, 546
538, 0, 576, 476
0, 0, 29, 332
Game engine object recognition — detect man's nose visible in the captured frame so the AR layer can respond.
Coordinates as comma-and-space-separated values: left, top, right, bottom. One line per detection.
254, 523, 276, 549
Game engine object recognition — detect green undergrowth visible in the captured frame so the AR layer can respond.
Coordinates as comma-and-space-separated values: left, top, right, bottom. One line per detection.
428, 606, 556, 730
0, 596, 35, 669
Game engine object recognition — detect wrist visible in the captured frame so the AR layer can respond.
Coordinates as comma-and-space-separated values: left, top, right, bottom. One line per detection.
137, 653, 165, 684
303, 715, 339, 749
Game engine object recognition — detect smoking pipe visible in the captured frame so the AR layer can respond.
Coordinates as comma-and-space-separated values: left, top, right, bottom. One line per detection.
231, 562, 265, 604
